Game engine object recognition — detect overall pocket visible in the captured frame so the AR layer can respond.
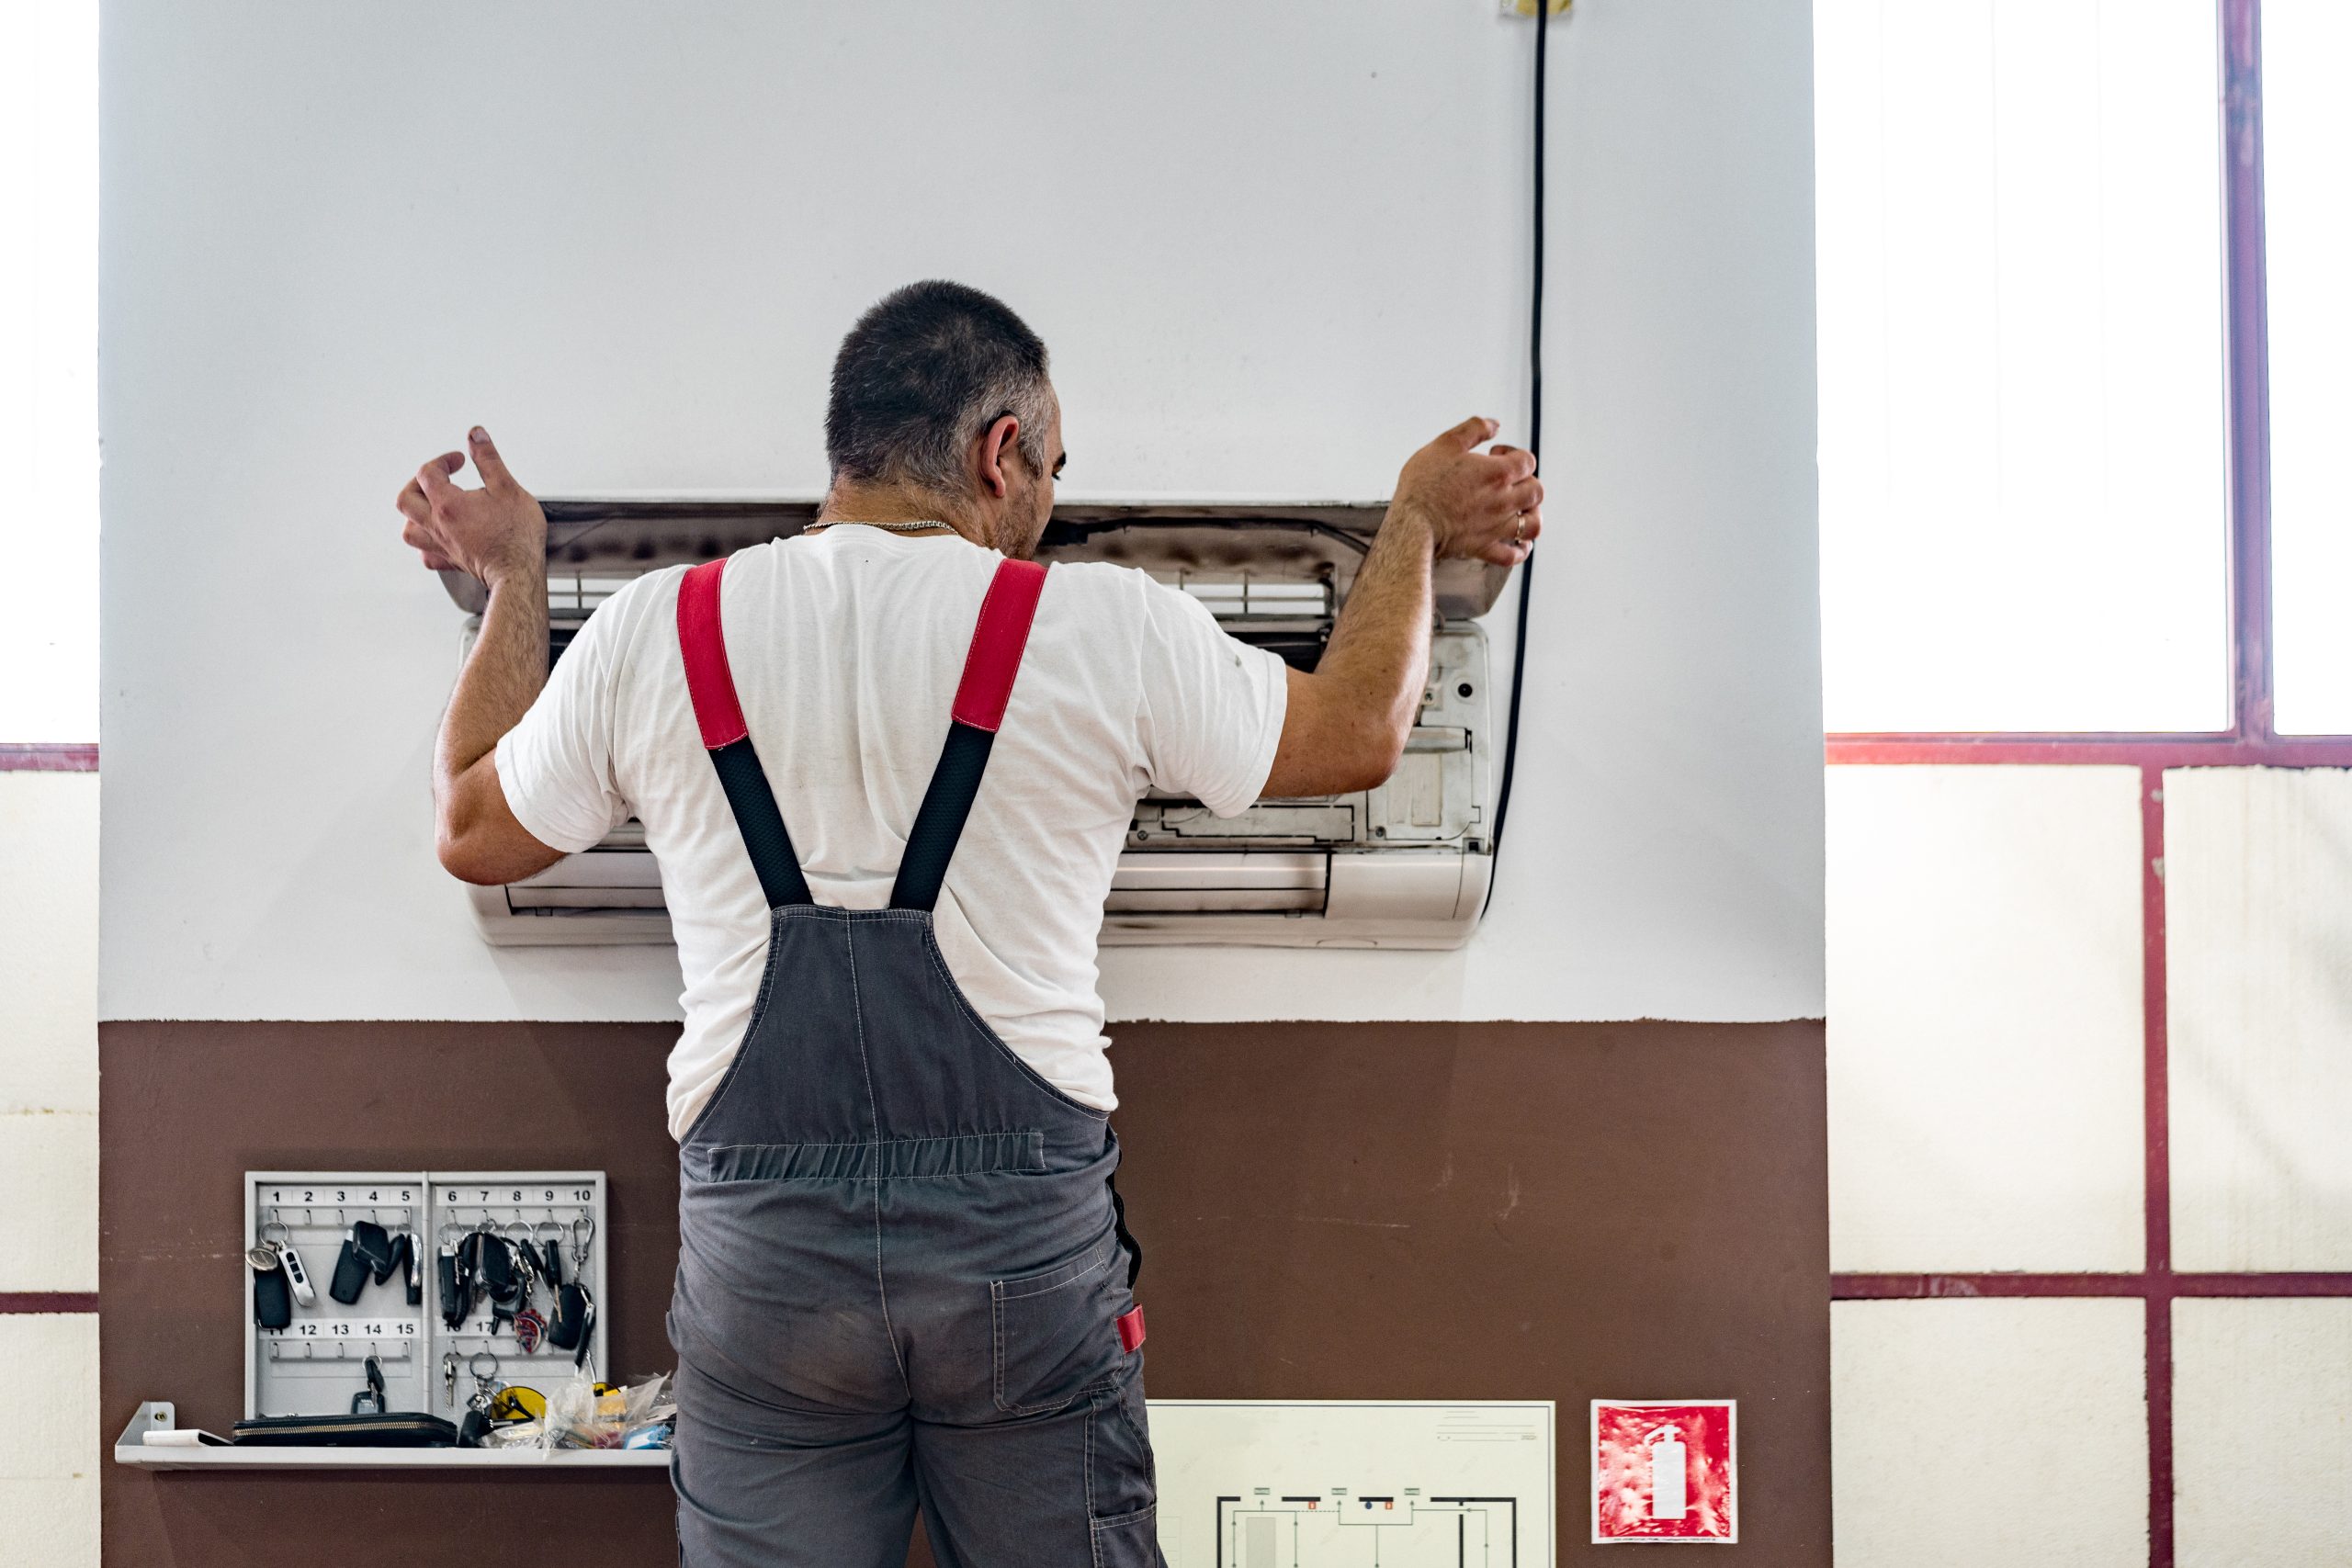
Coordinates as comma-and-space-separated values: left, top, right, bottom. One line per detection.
1087, 1361, 1163, 1565
991, 1228, 1125, 1416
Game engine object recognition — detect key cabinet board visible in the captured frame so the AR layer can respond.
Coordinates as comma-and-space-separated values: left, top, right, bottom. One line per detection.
244, 1170, 611, 1420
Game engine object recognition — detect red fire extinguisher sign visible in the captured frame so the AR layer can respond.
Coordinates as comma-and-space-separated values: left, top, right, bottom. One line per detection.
1591, 1400, 1736, 1543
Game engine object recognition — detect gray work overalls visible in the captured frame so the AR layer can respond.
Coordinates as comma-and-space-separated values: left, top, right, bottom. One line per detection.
663, 553, 1162, 1568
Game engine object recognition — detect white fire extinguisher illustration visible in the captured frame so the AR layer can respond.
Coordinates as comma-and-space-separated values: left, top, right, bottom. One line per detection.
1645, 1426, 1688, 1520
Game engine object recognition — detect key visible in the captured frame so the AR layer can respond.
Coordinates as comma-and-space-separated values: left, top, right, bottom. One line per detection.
397, 1234, 423, 1307
277, 1240, 316, 1307
248, 1244, 293, 1330
326, 1230, 369, 1305
479, 1234, 517, 1303
352, 1219, 396, 1284
437, 1244, 468, 1330
261, 1226, 318, 1308
541, 1237, 564, 1289
349, 1353, 387, 1416
442, 1351, 458, 1410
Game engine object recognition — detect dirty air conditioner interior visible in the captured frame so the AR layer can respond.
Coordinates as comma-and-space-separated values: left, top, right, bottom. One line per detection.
442, 500, 1509, 949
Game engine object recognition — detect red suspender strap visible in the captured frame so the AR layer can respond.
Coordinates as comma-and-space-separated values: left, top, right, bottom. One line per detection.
949, 558, 1048, 732
887, 558, 1049, 911
676, 557, 813, 908
677, 558, 750, 750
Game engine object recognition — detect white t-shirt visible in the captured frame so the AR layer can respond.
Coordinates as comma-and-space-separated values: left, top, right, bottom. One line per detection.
495, 528, 1288, 1139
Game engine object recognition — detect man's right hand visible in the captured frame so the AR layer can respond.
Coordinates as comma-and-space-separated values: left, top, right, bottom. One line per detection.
396, 426, 548, 588
1261, 417, 1542, 799
1388, 415, 1544, 565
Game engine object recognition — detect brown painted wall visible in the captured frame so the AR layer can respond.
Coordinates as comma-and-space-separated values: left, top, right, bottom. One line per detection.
100, 1018, 1827, 1565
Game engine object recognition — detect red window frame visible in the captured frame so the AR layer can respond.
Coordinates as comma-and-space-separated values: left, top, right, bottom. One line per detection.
1828, 7, 2349, 1562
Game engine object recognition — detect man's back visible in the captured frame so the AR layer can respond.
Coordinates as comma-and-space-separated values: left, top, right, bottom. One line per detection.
494, 526, 1287, 1137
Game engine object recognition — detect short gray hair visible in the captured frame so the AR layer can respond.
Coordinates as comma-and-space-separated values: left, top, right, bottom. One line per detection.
824, 281, 1053, 495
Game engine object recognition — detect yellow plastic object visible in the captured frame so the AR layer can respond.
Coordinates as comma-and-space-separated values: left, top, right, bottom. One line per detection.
488, 1385, 548, 1422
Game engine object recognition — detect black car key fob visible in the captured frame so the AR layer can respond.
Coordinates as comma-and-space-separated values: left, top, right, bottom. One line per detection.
352, 1220, 396, 1284
327, 1234, 370, 1305
548, 1281, 589, 1351
250, 1247, 294, 1330
541, 1238, 563, 1289
437, 1247, 467, 1329
478, 1234, 517, 1302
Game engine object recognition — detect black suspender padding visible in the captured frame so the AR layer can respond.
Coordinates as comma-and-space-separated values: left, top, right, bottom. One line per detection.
708, 739, 815, 909
888, 724, 994, 912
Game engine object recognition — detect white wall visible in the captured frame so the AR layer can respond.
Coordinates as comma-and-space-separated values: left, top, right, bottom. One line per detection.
98, 0, 1823, 1025
0, 772, 100, 1565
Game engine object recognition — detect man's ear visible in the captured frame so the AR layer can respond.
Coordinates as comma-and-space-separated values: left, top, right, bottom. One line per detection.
975, 413, 1021, 500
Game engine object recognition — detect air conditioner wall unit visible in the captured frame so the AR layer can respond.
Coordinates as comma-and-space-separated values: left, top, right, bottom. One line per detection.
447, 500, 1506, 950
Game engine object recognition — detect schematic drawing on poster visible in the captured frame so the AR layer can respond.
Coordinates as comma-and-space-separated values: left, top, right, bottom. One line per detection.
1217, 1492, 1521, 1567
1147, 1401, 1555, 1568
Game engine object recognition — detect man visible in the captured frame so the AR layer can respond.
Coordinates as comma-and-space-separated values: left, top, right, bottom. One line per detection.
399, 280, 1539, 1567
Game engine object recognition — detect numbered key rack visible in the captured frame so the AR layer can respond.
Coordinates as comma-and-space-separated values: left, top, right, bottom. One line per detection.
244, 1170, 609, 1420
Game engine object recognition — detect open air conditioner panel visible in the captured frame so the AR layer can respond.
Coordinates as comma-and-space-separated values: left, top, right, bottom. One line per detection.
448, 500, 1498, 950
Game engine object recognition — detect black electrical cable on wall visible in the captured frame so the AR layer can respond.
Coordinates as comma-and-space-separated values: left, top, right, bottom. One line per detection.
1486, 3, 1547, 889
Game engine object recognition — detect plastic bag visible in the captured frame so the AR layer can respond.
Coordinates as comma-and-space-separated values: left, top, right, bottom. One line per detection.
544, 1369, 673, 1450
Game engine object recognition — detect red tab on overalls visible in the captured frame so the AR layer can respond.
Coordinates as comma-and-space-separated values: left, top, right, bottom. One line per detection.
1115, 1303, 1147, 1354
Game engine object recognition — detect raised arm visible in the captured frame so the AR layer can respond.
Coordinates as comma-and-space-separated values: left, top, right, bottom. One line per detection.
396, 427, 567, 886
1261, 417, 1542, 797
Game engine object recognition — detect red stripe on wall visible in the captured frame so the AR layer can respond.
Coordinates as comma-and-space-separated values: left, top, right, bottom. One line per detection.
1827, 735, 2352, 767
0, 743, 98, 772
0, 1292, 98, 1313
1832, 1273, 2352, 1300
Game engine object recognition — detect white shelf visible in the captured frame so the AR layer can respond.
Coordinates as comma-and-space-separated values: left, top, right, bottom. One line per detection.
113, 1403, 670, 1472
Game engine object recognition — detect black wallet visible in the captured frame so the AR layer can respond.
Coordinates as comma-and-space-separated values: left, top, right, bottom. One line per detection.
232, 1412, 458, 1448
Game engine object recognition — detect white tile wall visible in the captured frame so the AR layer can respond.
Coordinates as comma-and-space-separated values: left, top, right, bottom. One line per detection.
0, 1322, 96, 1560
0, 773, 99, 1294
2166, 767, 2352, 1269
0, 773, 98, 1114
1827, 766, 2146, 1270
2174, 1297, 2352, 1568
1832, 1297, 2147, 1568
0, 1314, 98, 1477
0, 773, 99, 1567
0, 1111, 98, 1293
